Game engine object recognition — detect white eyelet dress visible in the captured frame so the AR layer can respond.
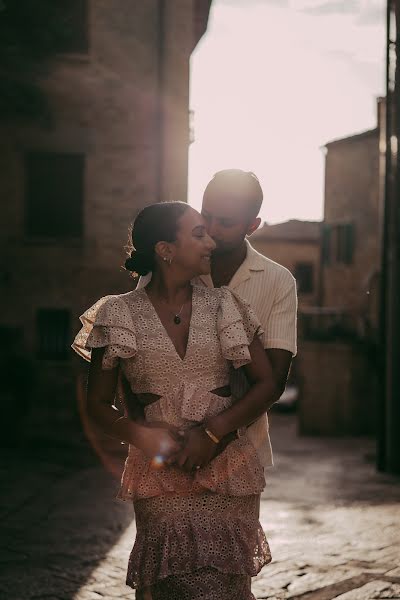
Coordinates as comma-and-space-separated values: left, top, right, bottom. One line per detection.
72, 285, 271, 600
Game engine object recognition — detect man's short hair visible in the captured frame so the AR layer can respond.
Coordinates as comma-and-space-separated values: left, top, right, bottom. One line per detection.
203, 169, 263, 217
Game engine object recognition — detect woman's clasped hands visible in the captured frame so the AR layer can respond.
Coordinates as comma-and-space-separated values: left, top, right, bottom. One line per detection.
136, 421, 219, 472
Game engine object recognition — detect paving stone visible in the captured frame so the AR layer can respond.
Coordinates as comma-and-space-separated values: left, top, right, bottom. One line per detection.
99, 586, 133, 597
74, 592, 104, 600
376, 583, 400, 598
333, 579, 392, 599
287, 575, 379, 600
286, 569, 364, 597
386, 568, 400, 578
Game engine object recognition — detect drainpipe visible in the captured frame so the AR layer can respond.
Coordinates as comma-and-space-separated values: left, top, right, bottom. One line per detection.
379, 0, 400, 474
318, 145, 328, 308
156, 0, 165, 204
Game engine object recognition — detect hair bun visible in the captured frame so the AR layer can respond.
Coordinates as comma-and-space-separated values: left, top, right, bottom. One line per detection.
125, 201, 189, 277
124, 248, 153, 276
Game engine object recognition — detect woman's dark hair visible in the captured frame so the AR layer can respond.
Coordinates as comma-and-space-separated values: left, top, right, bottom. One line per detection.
125, 201, 190, 275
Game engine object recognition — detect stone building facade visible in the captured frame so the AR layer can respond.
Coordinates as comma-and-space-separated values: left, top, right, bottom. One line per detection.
250, 220, 321, 308
297, 105, 384, 436
321, 127, 381, 334
0, 0, 211, 439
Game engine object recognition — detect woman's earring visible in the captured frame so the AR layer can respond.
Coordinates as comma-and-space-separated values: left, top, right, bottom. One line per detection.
163, 257, 173, 265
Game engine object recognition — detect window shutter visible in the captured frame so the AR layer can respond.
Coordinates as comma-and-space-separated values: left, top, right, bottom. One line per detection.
322, 224, 332, 265
25, 152, 84, 238
55, 1, 89, 54
37, 309, 70, 360
344, 223, 354, 264
294, 263, 314, 294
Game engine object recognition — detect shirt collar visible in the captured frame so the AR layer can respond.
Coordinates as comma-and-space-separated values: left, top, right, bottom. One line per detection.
244, 238, 267, 271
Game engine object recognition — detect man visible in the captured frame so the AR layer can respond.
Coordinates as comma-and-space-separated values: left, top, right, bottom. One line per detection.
135, 169, 297, 468
197, 169, 297, 467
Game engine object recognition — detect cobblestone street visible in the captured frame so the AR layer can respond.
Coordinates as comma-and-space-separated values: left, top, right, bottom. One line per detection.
1, 414, 399, 600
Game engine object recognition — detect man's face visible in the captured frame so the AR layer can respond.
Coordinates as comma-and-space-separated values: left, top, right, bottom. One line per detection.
201, 190, 260, 254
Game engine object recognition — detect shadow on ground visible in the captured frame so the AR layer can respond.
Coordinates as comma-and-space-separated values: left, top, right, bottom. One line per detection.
0, 434, 133, 600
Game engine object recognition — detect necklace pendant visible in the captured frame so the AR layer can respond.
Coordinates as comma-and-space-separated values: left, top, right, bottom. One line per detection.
173, 315, 182, 325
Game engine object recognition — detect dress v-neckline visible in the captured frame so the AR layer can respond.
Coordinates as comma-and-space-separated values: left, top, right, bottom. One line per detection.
142, 286, 196, 362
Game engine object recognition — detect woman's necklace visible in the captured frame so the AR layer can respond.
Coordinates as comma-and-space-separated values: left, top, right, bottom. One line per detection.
149, 288, 190, 325
173, 303, 185, 325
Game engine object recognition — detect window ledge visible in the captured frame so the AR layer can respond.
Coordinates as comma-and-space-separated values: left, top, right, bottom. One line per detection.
36, 358, 71, 363
23, 236, 84, 248
55, 51, 90, 64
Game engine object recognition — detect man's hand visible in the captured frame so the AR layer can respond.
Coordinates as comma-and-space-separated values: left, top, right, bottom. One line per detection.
168, 425, 217, 472
168, 427, 239, 471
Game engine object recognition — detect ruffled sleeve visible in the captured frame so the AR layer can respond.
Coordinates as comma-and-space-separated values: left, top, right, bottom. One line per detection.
71, 295, 137, 370
217, 287, 264, 369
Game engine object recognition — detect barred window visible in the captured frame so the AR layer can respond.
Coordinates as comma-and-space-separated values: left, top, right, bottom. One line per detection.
25, 152, 84, 238
322, 223, 354, 265
55, 1, 89, 54
294, 262, 314, 294
336, 223, 354, 264
37, 309, 70, 360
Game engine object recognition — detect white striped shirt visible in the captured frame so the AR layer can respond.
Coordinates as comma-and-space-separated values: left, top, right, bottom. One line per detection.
138, 239, 298, 467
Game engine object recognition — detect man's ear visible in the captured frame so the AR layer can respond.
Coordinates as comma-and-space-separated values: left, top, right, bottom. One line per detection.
247, 217, 261, 236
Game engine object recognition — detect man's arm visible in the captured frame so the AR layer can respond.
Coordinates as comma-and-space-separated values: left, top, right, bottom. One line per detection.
212, 274, 297, 456
263, 269, 297, 398
265, 348, 292, 399
212, 343, 293, 460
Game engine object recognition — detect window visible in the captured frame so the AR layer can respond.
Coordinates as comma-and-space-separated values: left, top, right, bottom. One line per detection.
25, 152, 84, 238
37, 309, 70, 360
321, 224, 332, 266
294, 262, 314, 294
322, 223, 354, 265
335, 223, 354, 264
55, 1, 89, 54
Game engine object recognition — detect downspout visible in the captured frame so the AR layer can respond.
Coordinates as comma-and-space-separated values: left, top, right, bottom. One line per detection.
318, 145, 328, 307
377, 1, 391, 472
379, 0, 400, 474
156, 0, 165, 203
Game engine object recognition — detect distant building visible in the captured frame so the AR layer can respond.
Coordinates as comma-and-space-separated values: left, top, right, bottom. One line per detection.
297, 102, 384, 437
0, 1, 212, 438
321, 126, 381, 336
250, 220, 321, 307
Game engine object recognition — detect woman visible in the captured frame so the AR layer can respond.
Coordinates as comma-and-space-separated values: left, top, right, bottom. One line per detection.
72, 201, 276, 600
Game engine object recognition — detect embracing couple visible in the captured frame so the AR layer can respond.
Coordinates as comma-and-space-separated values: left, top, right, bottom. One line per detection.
73, 169, 297, 600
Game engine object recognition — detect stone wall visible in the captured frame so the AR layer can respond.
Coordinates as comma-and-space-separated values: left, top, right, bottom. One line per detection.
297, 340, 377, 435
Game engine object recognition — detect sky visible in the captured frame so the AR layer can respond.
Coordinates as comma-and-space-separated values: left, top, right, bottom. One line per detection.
188, 0, 386, 224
